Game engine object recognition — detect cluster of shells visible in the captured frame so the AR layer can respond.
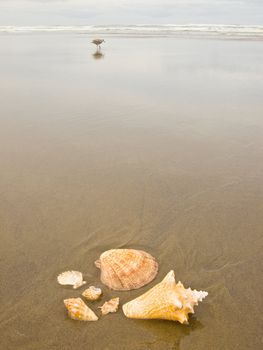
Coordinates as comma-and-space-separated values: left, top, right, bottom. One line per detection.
58, 249, 208, 323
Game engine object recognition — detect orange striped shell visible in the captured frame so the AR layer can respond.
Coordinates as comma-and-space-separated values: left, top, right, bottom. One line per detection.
95, 249, 158, 291
64, 298, 98, 321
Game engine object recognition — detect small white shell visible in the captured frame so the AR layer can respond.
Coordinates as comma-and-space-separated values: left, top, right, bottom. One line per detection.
99, 297, 119, 315
57, 271, 87, 289
82, 286, 102, 301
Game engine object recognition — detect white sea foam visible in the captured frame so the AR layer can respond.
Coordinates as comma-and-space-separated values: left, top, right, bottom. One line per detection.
0, 25, 263, 38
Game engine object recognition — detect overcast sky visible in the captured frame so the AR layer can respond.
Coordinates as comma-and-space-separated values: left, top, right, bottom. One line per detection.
0, 0, 262, 26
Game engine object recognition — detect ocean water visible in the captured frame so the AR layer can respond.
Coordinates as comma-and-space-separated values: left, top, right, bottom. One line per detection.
0, 32, 263, 350
0, 24, 263, 38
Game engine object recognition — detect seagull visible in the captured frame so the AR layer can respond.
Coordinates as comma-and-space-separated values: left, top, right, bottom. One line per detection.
92, 39, 105, 49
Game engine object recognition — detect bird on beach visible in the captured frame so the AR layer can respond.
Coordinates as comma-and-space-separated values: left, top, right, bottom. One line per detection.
92, 38, 105, 49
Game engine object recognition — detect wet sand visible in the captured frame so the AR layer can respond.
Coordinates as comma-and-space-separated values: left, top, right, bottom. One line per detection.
0, 34, 263, 350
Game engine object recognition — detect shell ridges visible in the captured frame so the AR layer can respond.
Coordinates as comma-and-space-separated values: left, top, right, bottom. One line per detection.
95, 249, 158, 291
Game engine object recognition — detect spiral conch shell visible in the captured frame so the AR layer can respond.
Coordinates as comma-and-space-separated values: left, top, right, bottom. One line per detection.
95, 249, 158, 291
57, 271, 86, 289
82, 286, 102, 301
64, 298, 98, 321
122, 270, 208, 324
99, 298, 119, 315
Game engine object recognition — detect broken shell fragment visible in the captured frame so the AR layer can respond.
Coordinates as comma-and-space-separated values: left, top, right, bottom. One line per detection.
99, 297, 120, 315
57, 271, 87, 289
82, 286, 102, 301
64, 298, 98, 321
95, 249, 158, 291
122, 270, 208, 324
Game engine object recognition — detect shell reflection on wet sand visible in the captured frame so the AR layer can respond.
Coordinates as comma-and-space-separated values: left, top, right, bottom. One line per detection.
99, 297, 120, 315
95, 249, 158, 291
122, 270, 208, 324
57, 271, 87, 289
82, 286, 102, 301
64, 298, 98, 321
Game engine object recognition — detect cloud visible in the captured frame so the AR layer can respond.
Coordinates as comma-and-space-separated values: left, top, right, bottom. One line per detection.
0, 0, 262, 25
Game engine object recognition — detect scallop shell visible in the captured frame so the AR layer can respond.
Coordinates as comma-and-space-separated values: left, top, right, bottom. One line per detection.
82, 286, 102, 301
64, 298, 98, 321
95, 249, 158, 291
99, 297, 119, 315
57, 271, 87, 289
122, 270, 208, 324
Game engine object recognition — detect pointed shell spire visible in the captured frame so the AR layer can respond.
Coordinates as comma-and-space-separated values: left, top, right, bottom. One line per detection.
64, 298, 98, 321
95, 249, 158, 291
122, 270, 208, 324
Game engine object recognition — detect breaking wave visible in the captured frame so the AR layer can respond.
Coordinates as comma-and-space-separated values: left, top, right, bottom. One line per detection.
1, 24, 263, 38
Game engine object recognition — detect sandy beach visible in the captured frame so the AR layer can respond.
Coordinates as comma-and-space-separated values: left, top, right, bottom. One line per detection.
0, 33, 263, 349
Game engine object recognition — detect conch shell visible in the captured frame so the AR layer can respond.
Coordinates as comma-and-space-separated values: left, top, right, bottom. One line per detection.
99, 297, 119, 315
64, 298, 98, 321
95, 249, 158, 291
122, 270, 208, 324
82, 286, 102, 301
57, 271, 86, 289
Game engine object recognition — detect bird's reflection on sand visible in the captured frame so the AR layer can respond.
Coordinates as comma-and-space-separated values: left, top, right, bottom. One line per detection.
92, 49, 105, 60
